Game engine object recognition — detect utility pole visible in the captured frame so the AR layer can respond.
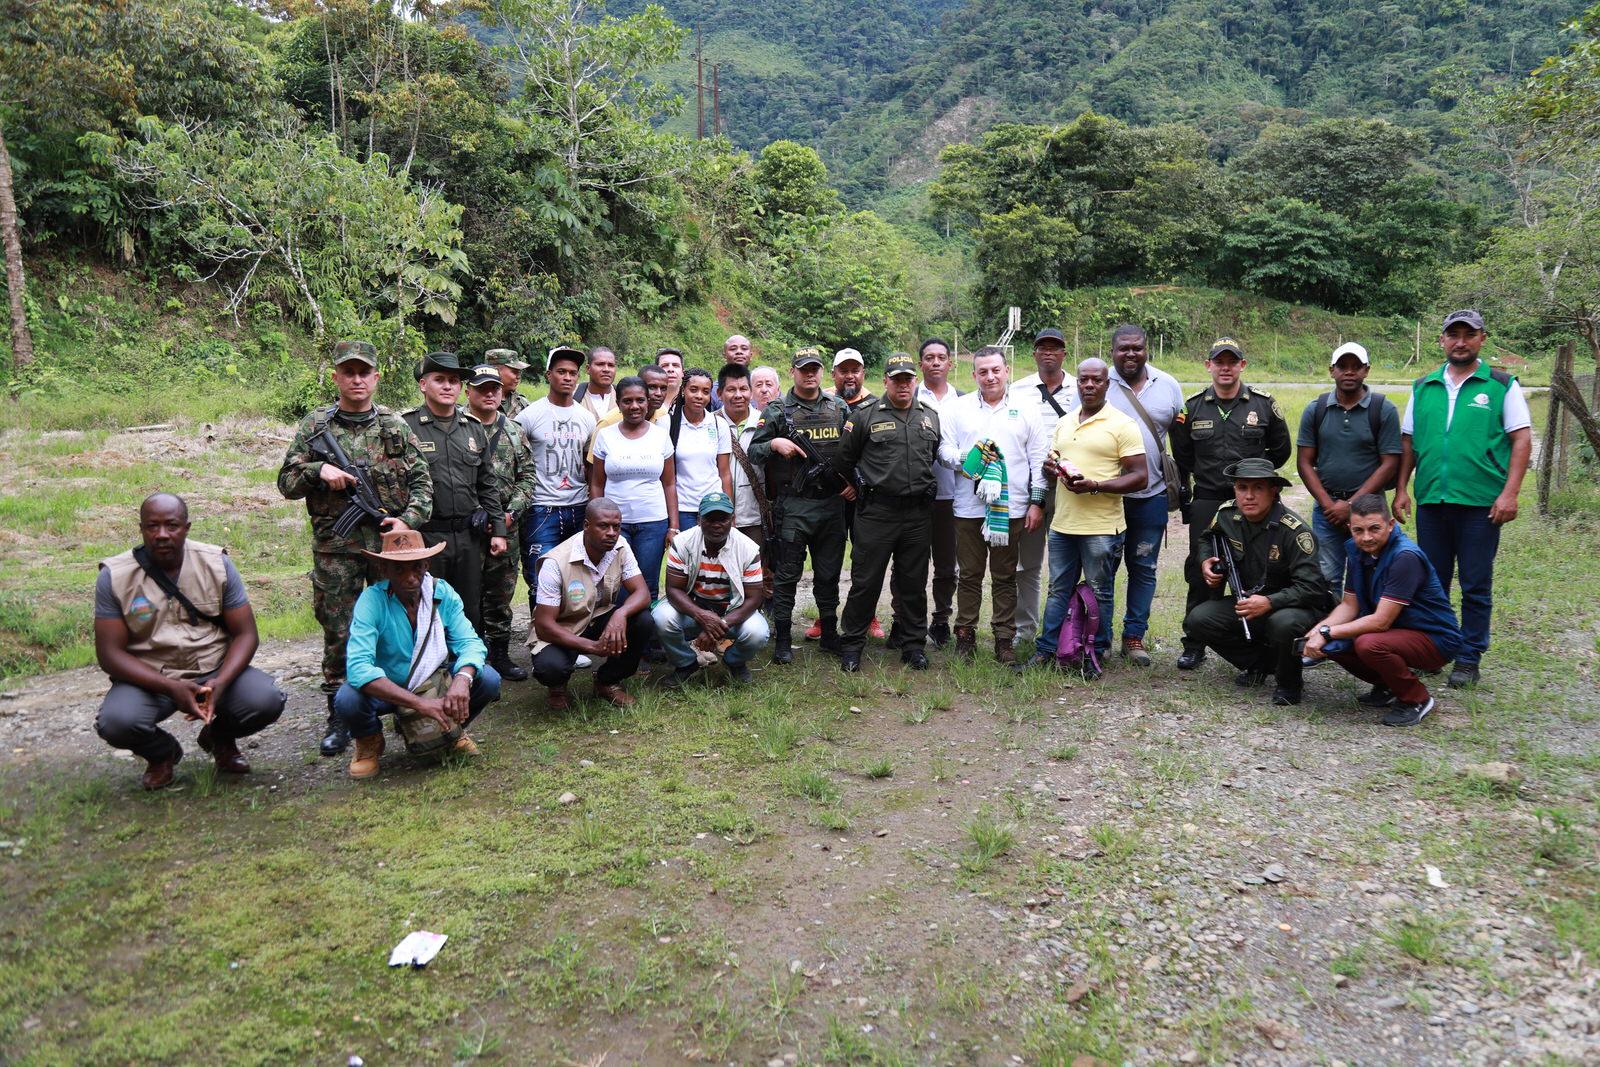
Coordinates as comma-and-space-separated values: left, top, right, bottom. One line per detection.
695, 28, 705, 140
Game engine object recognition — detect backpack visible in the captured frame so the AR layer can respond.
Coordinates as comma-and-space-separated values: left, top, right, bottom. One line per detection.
1307, 390, 1398, 491
1054, 582, 1101, 674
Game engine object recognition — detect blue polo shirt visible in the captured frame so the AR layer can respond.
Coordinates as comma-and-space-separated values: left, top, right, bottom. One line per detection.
1344, 527, 1461, 660
346, 577, 486, 690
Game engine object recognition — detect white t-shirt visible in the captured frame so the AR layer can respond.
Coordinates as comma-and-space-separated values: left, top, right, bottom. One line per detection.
593, 421, 674, 523
515, 398, 597, 508
670, 411, 732, 516
918, 381, 962, 501
533, 538, 642, 606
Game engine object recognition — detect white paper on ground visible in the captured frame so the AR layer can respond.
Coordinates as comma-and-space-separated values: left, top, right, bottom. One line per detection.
388, 930, 448, 967
1424, 865, 1450, 889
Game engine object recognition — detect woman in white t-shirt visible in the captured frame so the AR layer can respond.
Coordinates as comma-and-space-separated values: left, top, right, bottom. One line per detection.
591, 376, 678, 603
666, 367, 733, 528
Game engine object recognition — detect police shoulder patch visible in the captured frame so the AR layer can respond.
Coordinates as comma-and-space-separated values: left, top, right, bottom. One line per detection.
1281, 513, 1303, 530
843, 420, 855, 433
1296, 531, 1315, 554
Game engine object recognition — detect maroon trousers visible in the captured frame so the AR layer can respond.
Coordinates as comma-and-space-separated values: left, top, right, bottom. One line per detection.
1329, 629, 1448, 705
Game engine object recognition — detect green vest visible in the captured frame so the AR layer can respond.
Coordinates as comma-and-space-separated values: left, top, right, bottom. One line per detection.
1409, 362, 1515, 507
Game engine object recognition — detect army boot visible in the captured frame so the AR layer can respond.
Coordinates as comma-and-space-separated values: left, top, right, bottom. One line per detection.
488, 638, 528, 682
320, 691, 350, 757
772, 623, 794, 664
817, 616, 842, 655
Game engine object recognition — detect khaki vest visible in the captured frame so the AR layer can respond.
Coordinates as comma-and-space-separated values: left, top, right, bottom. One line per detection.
100, 540, 232, 679
529, 533, 626, 656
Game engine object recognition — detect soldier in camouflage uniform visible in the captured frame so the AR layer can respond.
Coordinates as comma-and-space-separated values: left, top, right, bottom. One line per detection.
464, 363, 538, 681
486, 348, 532, 419
278, 340, 433, 756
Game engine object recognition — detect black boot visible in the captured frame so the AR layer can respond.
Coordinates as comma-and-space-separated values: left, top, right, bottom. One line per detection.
320, 691, 350, 757
772, 623, 794, 664
488, 638, 529, 682
817, 616, 842, 655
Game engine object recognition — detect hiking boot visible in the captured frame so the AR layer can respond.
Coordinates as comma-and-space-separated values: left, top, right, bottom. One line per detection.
1383, 696, 1435, 728
197, 723, 250, 775
319, 691, 349, 756
1356, 684, 1396, 707
901, 651, 929, 671
487, 639, 528, 682
452, 734, 480, 757
817, 616, 842, 655
1447, 663, 1480, 689
1120, 635, 1152, 667
928, 620, 951, 648
1176, 647, 1206, 670
772, 624, 794, 665
141, 742, 181, 790
803, 618, 822, 641
662, 662, 702, 690
545, 685, 571, 710
349, 732, 384, 779
868, 617, 886, 640
994, 638, 1016, 665
594, 682, 635, 707
954, 626, 977, 658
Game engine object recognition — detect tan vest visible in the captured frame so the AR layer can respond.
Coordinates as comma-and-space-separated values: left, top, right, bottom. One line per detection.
100, 540, 233, 679
529, 532, 626, 655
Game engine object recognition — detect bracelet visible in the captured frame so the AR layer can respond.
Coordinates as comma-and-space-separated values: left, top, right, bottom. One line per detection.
1090, 481, 1101, 494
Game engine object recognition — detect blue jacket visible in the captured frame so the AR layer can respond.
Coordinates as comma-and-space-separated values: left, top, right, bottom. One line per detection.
1345, 527, 1461, 661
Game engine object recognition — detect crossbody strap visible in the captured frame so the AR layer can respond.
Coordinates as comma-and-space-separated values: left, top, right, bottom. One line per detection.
130, 545, 226, 628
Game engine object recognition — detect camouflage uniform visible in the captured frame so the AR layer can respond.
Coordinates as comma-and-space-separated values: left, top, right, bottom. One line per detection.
278, 404, 433, 691
479, 409, 538, 645
501, 391, 531, 419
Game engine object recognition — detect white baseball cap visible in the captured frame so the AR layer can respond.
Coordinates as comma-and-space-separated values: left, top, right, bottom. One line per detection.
1330, 342, 1369, 366
832, 347, 864, 368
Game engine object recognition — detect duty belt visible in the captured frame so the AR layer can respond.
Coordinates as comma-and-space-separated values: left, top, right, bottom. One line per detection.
421, 515, 473, 532
863, 489, 934, 508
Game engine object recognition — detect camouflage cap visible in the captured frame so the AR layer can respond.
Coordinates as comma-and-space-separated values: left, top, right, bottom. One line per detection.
332, 339, 377, 368
483, 348, 530, 371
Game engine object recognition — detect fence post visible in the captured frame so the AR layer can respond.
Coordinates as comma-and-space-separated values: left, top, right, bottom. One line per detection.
1537, 343, 1570, 515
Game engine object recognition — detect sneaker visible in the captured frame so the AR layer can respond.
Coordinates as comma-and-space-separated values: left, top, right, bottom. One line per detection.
839, 652, 861, 673
1383, 695, 1435, 727
1356, 684, 1396, 707
1024, 652, 1059, 671
1120, 636, 1152, 667
928, 621, 951, 648
868, 618, 886, 640
804, 619, 822, 641
1447, 663, 1480, 689
662, 662, 702, 690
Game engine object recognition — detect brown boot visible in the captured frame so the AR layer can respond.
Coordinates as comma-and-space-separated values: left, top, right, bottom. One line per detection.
594, 682, 635, 707
545, 685, 570, 710
451, 734, 481, 757
196, 723, 250, 774
141, 743, 181, 790
348, 732, 385, 780
994, 637, 1016, 665
954, 626, 977, 658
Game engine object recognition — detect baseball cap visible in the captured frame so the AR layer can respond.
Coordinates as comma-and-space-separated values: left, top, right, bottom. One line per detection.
467, 364, 502, 388
1329, 342, 1369, 366
483, 348, 529, 370
547, 345, 585, 369
416, 351, 465, 379
833, 347, 865, 368
1208, 338, 1245, 360
697, 491, 735, 516
884, 353, 917, 378
1034, 328, 1066, 345
792, 346, 824, 368
332, 339, 377, 368
1441, 309, 1485, 332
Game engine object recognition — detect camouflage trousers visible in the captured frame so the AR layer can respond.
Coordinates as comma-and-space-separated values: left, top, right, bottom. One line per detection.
312, 550, 379, 693
480, 538, 522, 645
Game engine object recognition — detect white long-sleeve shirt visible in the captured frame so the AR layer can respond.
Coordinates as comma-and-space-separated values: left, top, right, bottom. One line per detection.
938, 388, 1049, 520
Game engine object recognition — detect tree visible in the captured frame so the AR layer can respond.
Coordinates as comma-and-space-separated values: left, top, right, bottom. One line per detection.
1215, 197, 1358, 309
760, 210, 914, 359
753, 141, 843, 219
1230, 118, 1426, 217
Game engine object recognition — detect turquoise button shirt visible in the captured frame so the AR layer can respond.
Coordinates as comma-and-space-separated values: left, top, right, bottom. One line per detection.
346, 577, 487, 690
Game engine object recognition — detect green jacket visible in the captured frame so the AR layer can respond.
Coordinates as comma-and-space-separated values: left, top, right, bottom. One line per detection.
402, 407, 506, 536
1408, 362, 1516, 507
482, 411, 538, 516
1208, 499, 1331, 613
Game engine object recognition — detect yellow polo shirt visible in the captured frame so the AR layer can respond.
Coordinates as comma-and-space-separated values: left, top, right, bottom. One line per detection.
1050, 405, 1145, 535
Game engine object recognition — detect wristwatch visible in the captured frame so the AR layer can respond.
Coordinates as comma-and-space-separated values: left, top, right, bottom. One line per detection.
1318, 625, 1332, 640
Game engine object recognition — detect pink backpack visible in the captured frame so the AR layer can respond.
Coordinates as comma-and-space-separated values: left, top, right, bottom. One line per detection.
1054, 582, 1101, 674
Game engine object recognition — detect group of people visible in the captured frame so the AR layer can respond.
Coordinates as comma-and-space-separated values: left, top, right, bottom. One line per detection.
91, 312, 1530, 787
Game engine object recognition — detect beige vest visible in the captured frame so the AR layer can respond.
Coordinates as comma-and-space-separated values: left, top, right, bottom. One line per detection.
100, 540, 232, 679
529, 532, 626, 655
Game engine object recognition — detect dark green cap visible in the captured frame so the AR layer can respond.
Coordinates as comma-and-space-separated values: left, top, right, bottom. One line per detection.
698, 491, 735, 516
1224, 458, 1291, 487
884, 352, 917, 378
416, 351, 465, 380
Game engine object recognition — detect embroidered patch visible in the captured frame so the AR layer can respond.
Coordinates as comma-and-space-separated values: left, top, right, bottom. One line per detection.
418, 441, 436, 452
129, 595, 156, 624
1246, 411, 1259, 426
1268, 544, 1281, 561
1471, 392, 1490, 407
566, 579, 587, 607
468, 436, 480, 453
1296, 532, 1316, 554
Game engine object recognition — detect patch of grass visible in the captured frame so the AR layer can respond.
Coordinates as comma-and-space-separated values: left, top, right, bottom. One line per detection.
1533, 806, 1583, 865
1049, 743, 1081, 762
754, 712, 800, 761
1329, 944, 1370, 978
817, 808, 851, 832
1379, 913, 1451, 965
960, 808, 1018, 874
1089, 822, 1143, 865
786, 767, 839, 804
864, 757, 895, 779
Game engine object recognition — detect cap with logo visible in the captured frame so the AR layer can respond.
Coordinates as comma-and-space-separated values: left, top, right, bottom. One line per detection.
1208, 338, 1245, 361
547, 345, 586, 369
792, 346, 824, 369
833, 347, 865, 368
483, 348, 529, 370
1034, 328, 1066, 345
415, 351, 465, 380
332, 339, 378, 368
467, 364, 502, 388
1441, 309, 1485, 332
1329, 341, 1370, 366
884, 352, 918, 378
697, 491, 735, 516
1223, 457, 1292, 487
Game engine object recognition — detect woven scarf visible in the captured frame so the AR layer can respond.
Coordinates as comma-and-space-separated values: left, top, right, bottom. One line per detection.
963, 441, 1010, 546
404, 574, 449, 690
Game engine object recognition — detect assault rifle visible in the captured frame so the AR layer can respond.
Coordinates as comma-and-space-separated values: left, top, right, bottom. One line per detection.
307, 426, 391, 538
1209, 526, 1258, 640
773, 414, 847, 497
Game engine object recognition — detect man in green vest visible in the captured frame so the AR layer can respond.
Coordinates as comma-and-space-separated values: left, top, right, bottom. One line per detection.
1395, 310, 1532, 689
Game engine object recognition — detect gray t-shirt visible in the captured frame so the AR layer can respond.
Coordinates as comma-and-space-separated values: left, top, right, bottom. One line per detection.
95, 555, 249, 619
516, 398, 597, 508
1296, 390, 1403, 495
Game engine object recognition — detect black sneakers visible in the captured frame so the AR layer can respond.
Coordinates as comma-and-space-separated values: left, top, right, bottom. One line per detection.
1176, 647, 1206, 670
1447, 663, 1480, 689
1357, 684, 1396, 707
1383, 696, 1435, 727
662, 662, 702, 689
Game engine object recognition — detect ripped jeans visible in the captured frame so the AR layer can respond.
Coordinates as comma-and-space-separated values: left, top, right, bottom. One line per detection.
1112, 493, 1170, 641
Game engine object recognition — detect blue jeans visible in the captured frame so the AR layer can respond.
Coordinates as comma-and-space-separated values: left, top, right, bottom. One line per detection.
333, 664, 502, 738
523, 504, 586, 590
652, 600, 771, 668
1311, 504, 1352, 597
1036, 531, 1123, 659
1415, 503, 1500, 667
621, 519, 671, 600
1113, 494, 1169, 640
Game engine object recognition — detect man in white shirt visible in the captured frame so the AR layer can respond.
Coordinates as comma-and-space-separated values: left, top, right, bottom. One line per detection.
915, 337, 962, 648
1012, 328, 1072, 651
653, 491, 768, 688
575, 344, 618, 422
516, 346, 597, 607
937, 345, 1049, 663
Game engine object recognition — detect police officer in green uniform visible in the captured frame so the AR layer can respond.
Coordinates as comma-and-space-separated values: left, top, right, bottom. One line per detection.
463, 363, 538, 681
402, 352, 507, 641
833, 353, 941, 672
1169, 338, 1291, 669
278, 339, 434, 756
1183, 459, 1331, 706
748, 347, 855, 663
485, 348, 532, 419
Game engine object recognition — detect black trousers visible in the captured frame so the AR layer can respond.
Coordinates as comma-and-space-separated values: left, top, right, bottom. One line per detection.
1181, 496, 1228, 642
1183, 599, 1319, 686
841, 496, 933, 655
532, 610, 655, 689
423, 528, 486, 639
